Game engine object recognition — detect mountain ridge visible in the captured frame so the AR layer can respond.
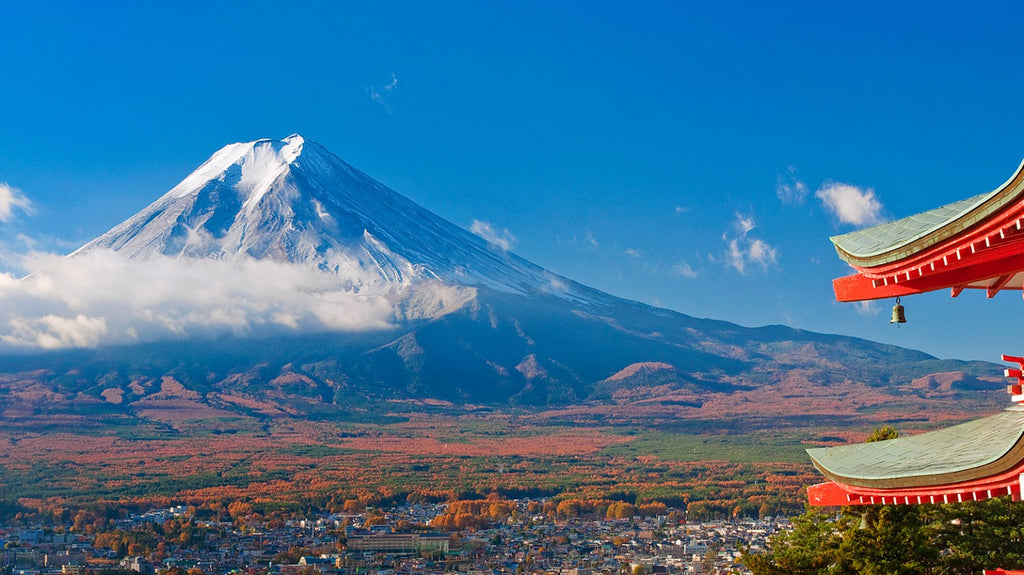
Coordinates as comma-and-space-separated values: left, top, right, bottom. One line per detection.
0, 135, 1008, 423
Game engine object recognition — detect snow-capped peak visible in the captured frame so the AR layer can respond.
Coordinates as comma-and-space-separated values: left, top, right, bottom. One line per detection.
76, 135, 596, 302
169, 134, 304, 202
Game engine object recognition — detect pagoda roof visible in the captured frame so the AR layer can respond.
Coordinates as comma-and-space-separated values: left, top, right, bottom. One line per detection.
807, 407, 1024, 489
831, 191, 994, 267
832, 158, 1024, 268
806, 355, 1024, 506
829, 158, 1024, 301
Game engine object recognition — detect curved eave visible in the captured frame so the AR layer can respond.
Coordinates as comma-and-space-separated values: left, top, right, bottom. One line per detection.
806, 408, 1024, 490
831, 157, 1024, 268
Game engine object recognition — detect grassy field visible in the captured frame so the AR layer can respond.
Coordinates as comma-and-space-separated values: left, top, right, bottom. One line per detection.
602, 430, 815, 463
0, 404, 826, 522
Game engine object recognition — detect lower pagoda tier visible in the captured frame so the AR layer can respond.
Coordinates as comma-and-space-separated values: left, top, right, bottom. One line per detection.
808, 407, 1024, 506
807, 354, 1024, 506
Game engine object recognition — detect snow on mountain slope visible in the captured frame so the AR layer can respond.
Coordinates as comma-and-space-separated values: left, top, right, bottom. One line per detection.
78, 135, 593, 302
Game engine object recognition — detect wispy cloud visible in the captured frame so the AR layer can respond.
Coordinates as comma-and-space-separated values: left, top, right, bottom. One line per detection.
0, 183, 32, 223
624, 248, 643, 259
0, 250, 473, 350
369, 73, 399, 113
723, 213, 778, 274
816, 181, 884, 226
735, 213, 755, 235
585, 229, 599, 249
670, 260, 698, 279
470, 220, 516, 251
853, 300, 880, 316
543, 272, 568, 294
776, 166, 808, 204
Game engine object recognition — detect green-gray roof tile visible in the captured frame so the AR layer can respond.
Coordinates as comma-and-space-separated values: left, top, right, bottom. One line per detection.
828, 158, 1024, 268
807, 408, 1024, 488
830, 192, 993, 261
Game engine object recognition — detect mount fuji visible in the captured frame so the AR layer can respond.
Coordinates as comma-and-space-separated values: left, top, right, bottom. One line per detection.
0, 135, 1004, 413
77, 134, 594, 303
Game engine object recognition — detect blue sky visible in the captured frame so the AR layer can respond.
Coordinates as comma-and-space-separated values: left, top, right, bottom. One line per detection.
1, 1, 1024, 360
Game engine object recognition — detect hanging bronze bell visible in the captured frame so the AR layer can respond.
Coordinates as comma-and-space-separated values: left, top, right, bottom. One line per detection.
890, 297, 906, 324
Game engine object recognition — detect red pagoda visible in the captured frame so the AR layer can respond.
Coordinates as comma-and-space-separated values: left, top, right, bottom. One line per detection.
808, 158, 1024, 508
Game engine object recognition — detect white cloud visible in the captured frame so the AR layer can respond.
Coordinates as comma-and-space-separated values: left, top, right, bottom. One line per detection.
470, 219, 516, 251
853, 300, 880, 316
0, 183, 32, 222
816, 181, 884, 226
369, 73, 398, 113
746, 239, 777, 269
670, 261, 698, 279
544, 272, 568, 294
723, 213, 778, 274
0, 250, 473, 350
776, 166, 808, 204
735, 214, 756, 235
624, 248, 643, 258
585, 229, 599, 249
7, 314, 108, 349
725, 238, 745, 273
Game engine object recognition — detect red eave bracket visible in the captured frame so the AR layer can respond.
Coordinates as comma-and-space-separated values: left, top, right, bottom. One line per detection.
833, 274, 922, 302
834, 251, 1024, 302
989, 274, 1014, 298
808, 479, 1024, 507
807, 481, 869, 506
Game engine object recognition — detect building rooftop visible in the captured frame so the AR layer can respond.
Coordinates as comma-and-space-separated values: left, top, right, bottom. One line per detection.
807, 407, 1024, 489
830, 158, 1024, 268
